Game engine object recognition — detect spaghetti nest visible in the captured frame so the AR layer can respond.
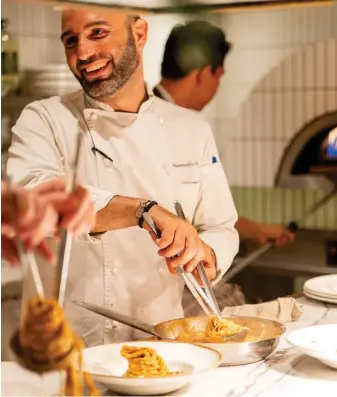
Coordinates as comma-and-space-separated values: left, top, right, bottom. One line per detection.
121, 345, 181, 378
204, 316, 244, 341
19, 297, 100, 396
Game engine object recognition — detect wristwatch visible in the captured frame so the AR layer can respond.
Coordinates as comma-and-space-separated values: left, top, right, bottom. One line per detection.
136, 200, 158, 228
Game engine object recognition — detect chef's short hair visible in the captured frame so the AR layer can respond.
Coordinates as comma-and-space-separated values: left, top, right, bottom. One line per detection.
161, 21, 231, 80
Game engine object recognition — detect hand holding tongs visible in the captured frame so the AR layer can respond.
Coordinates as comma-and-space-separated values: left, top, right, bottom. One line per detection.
174, 201, 222, 319
142, 201, 222, 321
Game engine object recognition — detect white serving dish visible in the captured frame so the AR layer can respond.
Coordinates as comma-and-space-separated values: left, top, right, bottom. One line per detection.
82, 340, 221, 395
287, 324, 337, 369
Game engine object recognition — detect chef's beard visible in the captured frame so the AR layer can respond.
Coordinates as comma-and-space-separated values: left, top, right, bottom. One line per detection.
75, 25, 140, 100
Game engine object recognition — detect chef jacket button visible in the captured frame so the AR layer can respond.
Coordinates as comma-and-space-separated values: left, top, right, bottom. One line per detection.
106, 322, 115, 330
111, 268, 119, 275
158, 267, 164, 273
90, 112, 97, 120
159, 117, 164, 125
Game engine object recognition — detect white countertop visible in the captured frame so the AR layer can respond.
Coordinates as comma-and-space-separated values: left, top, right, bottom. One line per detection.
2, 297, 337, 397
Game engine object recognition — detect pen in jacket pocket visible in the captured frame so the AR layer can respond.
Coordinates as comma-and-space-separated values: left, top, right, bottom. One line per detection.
91, 147, 113, 163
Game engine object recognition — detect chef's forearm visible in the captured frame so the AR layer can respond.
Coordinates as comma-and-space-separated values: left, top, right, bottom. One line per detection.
91, 195, 141, 233
235, 217, 259, 241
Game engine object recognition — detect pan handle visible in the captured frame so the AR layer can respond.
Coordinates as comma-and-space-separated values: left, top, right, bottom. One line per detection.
73, 301, 159, 338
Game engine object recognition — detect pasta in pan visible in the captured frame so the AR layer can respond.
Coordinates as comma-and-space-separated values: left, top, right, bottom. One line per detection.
174, 316, 245, 343
19, 297, 100, 396
121, 345, 182, 378
204, 316, 244, 341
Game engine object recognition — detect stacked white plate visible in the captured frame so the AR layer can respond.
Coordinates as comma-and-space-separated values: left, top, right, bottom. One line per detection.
304, 274, 337, 304
24, 64, 80, 97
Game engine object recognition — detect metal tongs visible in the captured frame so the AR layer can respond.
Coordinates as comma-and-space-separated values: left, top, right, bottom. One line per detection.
142, 201, 222, 321
8, 132, 82, 308
4, 177, 45, 305
54, 133, 83, 307
10, 133, 83, 370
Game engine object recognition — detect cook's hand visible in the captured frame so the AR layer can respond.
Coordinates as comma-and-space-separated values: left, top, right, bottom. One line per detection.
257, 223, 295, 247
35, 179, 95, 235
1, 179, 95, 265
1, 183, 57, 247
1, 235, 54, 266
1, 183, 56, 264
144, 205, 217, 280
235, 217, 295, 247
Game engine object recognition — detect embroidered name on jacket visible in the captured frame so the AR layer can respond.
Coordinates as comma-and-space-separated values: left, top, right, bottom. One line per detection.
172, 162, 199, 168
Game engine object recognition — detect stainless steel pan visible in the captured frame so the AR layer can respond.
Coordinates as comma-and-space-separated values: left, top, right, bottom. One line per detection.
156, 315, 285, 366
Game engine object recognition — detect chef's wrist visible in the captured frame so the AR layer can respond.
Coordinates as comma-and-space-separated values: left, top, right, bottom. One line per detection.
145, 203, 166, 225
136, 199, 159, 228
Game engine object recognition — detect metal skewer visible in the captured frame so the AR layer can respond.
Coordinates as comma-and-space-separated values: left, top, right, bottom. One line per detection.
286, 187, 337, 232
222, 243, 272, 283
54, 133, 83, 307
25, 252, 45, 300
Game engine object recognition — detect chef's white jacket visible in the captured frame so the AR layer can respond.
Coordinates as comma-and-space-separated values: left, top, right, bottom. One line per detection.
7, 87, 239, 346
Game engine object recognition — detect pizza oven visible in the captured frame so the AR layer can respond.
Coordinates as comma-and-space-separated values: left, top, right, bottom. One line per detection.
275, 111, 337, 191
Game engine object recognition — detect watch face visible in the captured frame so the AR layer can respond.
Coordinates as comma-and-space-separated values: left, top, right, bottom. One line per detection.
136, 200, 147, 220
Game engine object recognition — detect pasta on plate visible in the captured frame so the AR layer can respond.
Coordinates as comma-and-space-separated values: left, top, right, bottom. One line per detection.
121, 345, 182, 378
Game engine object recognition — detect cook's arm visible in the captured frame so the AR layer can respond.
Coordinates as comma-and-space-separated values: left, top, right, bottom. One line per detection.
193, 122, 239, 279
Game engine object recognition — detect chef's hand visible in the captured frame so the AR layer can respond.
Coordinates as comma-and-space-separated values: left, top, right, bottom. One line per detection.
144, 205, 217, 280
1, 236, 53, 266
1, 179, 95, 265
34, 179, 95, 236
257, 223, 295, 247
235, 217, 295, 247
1, 183, 56, 264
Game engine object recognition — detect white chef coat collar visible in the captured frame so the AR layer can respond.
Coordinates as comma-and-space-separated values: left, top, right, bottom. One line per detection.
84, 83, 154, 113
155, 84, 175, 104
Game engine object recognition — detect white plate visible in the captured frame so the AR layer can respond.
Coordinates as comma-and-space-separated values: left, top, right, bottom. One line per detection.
304, 289, 337, 304
304, 275, 337, 299
287, 324, 337, 369
83, 341, 221, 396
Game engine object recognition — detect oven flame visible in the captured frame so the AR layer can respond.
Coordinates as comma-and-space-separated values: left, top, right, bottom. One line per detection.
327, 127, 337, 158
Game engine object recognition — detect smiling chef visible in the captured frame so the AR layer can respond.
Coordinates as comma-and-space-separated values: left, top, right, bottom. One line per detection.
7, 8, 239, 346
